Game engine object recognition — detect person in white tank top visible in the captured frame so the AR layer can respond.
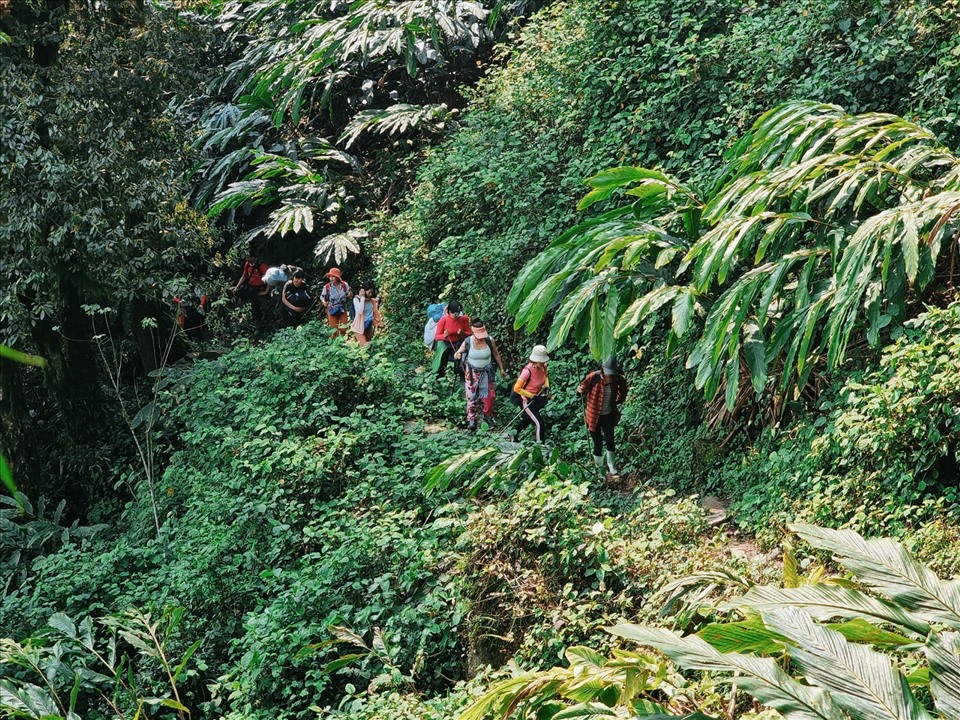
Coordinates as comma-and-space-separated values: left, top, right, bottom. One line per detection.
454, 320, 506, 430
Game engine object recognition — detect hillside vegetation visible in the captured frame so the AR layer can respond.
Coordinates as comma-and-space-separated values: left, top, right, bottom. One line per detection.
2, 1, 960, 719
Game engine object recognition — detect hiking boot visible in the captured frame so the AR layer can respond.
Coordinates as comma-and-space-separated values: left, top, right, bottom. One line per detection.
605, 450, 619, 476
593, 454, 605, 476
483, 414, 495, 428
467, 420, 477, 432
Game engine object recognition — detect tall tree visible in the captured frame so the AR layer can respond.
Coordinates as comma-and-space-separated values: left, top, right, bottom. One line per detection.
0, 0, 212, 497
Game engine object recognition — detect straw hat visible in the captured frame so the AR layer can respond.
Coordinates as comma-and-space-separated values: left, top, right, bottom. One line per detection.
529, 345, 549, 363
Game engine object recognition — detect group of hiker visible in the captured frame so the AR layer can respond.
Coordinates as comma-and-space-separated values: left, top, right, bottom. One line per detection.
230, 256, 628, 476
232, 256, 382, 344
430, 301, 628, 477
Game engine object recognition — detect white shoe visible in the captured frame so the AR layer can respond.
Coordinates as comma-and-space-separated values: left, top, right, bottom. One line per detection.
593, 455, 605, 475
605, 450, 619, 476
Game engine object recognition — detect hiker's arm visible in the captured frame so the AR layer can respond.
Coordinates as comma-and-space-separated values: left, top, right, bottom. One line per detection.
281, 289, 301, 312
232, 266, 247, 292
490, 338, 506, 375
616, 377, 628, 404
513, 370, 534, 398
453, 340, 467, 359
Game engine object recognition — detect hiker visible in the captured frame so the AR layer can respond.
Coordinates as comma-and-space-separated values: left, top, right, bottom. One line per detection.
262, 264, 296, 295
454, 320, 506, 430
232, 254, 270, 325
351, 281, 382, 346
577, 357, 629, 476
434, 301, 471, 378
173, 288, 210, 341
280, 270, 312, 327
232, 254, 268, 301
321, 267, 352, 337
511, 345, 550, 443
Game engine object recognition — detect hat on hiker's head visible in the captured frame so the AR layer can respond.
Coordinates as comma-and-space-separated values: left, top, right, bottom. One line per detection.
471, 323, 488, 339
447, 300, 462, 314
326, 267, 343, 280
602, 357, 619, 375
529, 345, 549, 363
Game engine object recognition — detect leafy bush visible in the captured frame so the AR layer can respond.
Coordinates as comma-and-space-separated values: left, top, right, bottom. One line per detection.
731, 302, 960, 541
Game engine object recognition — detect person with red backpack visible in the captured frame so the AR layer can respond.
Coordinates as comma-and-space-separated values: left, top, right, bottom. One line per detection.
321, 267, 352, 337
232, 254, 270, 327
232, 254, 268, 301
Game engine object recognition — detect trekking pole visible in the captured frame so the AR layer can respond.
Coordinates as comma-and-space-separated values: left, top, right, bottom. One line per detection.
496, 404, 527, 440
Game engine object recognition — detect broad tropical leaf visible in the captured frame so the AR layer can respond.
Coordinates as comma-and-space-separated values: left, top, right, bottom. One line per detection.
761, 608, 932, 720
508, 101, 960, 411
610, 624, 846, 720
791, 524, 960, 629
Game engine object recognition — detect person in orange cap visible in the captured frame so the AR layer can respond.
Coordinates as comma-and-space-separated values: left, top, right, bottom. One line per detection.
320, 267, 352, 337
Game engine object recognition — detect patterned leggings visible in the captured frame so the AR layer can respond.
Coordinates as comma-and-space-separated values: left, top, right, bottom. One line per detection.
465, 366, 495, 422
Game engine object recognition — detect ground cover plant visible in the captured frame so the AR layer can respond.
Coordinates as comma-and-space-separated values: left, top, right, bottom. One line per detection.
6, 1, 960, 719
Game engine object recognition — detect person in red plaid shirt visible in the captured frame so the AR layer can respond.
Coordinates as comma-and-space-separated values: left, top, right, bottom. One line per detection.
577, 357, 628, 476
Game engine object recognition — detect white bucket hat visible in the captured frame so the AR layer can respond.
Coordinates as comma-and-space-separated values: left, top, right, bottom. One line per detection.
529, 344, 549, 363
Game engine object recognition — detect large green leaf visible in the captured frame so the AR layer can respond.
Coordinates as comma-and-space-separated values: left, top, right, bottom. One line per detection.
762, 608, 932, 720
610, 624, 846, 720
927, 631, 960, 718
791, 524, 960, 629
726, 584, 930, 635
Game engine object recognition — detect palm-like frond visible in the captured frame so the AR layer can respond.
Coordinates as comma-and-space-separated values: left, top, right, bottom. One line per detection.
314, 228, 366, 265
339, 103, 451, 148
790, 524, 960, 629
609, 625, 847, 720
457, 645, 676, 720
927, 632, 960, 718
723, 585, 931, 636
424, 442, 553, 496
762, 608, 933, 720
508, 101, 960, 410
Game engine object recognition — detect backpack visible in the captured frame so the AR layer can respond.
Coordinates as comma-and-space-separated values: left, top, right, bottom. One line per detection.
423, 318, 438, 349
426, 303, 447, 323
324, 281, 350, 314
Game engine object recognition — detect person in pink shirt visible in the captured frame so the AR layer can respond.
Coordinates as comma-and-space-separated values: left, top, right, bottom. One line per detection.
510, 344, 550, 443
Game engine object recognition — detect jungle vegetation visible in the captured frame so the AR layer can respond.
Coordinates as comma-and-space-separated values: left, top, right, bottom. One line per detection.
2, 1, 960, 719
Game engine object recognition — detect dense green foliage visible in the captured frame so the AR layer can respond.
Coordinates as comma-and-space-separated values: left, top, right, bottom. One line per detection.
0, 2, 214, 499
5, 1, 960, 719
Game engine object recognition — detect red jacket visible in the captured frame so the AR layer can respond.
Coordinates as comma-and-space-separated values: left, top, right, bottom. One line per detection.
435, 313, 472, 344
242, 261, 268, 287
578, 371, 628, 432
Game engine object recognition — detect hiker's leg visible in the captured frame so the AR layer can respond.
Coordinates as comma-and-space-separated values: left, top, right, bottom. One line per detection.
514, 401, 532, 436
522, 399, 544, 443
600, 413, 616, 452
590, 425, 604, 456
465, 370, 480, 425
354, 331, 368, 346
436, 343, 453, 377
482, 386, 495, 418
